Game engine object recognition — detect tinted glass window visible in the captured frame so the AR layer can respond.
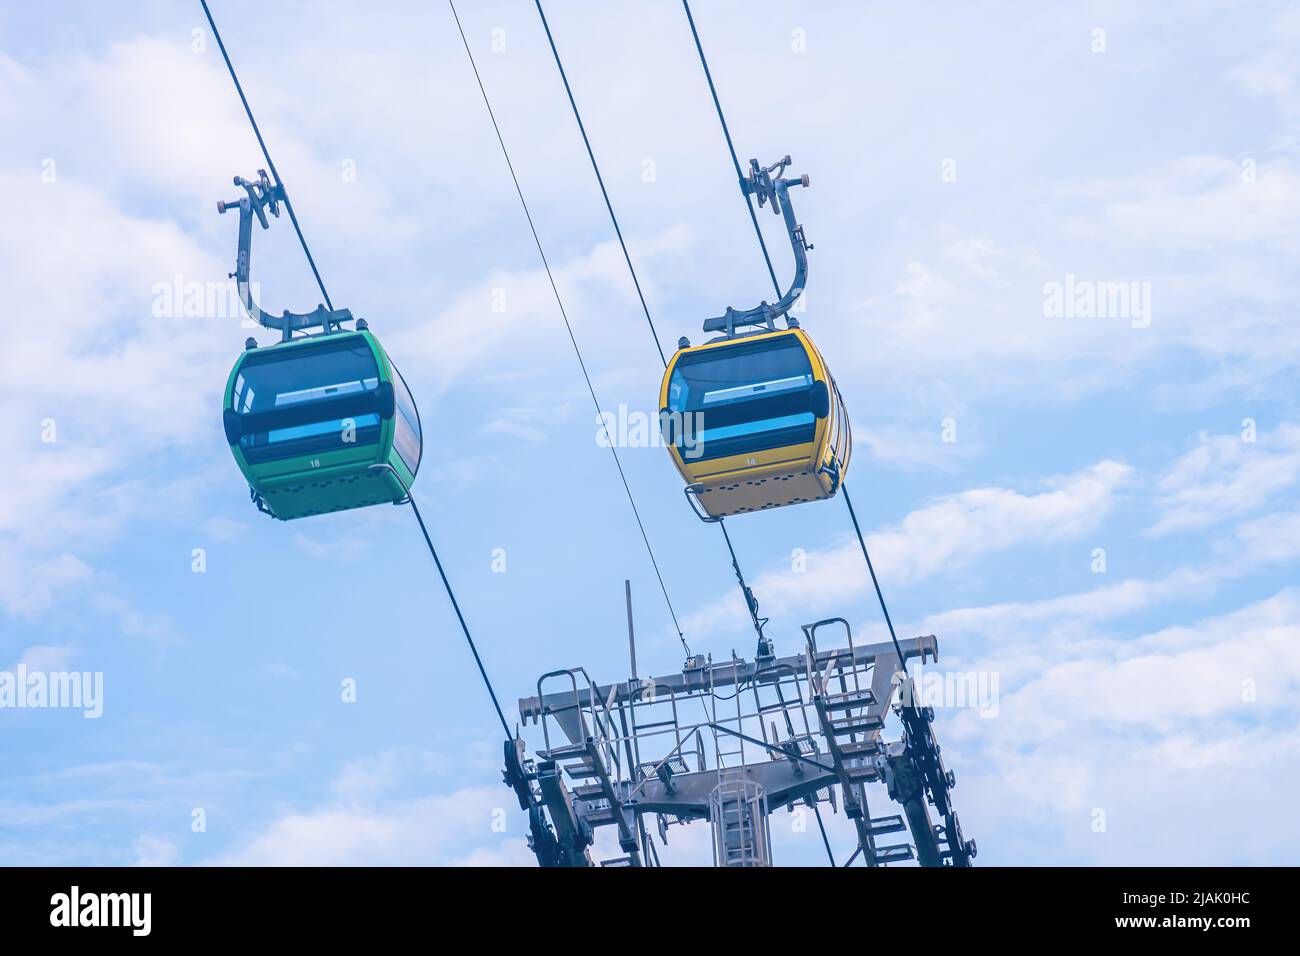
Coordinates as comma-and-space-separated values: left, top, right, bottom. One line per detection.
231, 337, 382, 464
233, 338, 379, 412
390, 361, 422, 475
668, 335, 816, 461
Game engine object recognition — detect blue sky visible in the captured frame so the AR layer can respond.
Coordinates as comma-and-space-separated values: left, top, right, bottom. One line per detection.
1, 0, 1298, 866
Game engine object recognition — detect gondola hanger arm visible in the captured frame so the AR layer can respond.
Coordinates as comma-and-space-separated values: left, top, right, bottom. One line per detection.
217, 170, 353, 342
702, 155, 812, 339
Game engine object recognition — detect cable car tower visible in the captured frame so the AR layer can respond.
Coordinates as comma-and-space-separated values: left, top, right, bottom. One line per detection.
504, 586, 976, 868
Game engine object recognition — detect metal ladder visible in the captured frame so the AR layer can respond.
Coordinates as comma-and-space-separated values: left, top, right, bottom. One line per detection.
804, 618, 914, 866
710, 776, 771, 867
535, 668, 642, 866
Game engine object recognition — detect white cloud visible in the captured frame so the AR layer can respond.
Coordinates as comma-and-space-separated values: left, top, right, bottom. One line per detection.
1003, 588, 1300, 731
684, 460, 1133, 637
1226, 8, 1300, 111
91, 593, 183, 647
291, 527, 376, 564
481, 417, 549, 445
212, 750, 529, 866
1233, 505, 1300, 563
0, 552, 92, 618
1065, 155, 1300, 250
201, 516, 248, 544
924, 567, 1214, 640
386, 226, 692, 396
851, 418, 981, 471
1148, 423, 1300, 536
10, 645, 79, 673
855, 226, 1109, 391
871, 460, 1133, 582
924, 484, 1300, 655
941, 588, 1300, 863
131, 834, 181, 867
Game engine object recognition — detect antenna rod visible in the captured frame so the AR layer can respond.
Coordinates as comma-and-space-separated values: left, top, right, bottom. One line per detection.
625, 579, 638, 680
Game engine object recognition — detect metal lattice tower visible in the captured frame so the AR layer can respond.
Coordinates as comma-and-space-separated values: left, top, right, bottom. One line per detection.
502, 587, 977, 868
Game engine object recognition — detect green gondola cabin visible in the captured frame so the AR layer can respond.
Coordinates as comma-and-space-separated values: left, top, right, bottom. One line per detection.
222, 326, 421, 520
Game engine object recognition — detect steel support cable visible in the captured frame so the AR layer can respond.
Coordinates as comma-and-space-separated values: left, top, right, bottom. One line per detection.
201, 0, 511, 739
448, 0, 690, 658
842, 484, 908, 673
200, 0, 336, 314
814, 808, 837, 866
718, 518, 767, 646
409, 494, 512, 738
533, 0, 668, 368
681, 0, 782, 298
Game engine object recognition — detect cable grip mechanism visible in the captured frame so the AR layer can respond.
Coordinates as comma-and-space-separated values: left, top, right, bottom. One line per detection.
702, 154, 813, 339
217, 170, 353, 341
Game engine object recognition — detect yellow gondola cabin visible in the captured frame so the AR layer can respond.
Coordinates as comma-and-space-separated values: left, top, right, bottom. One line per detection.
660, 326, 850, 519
